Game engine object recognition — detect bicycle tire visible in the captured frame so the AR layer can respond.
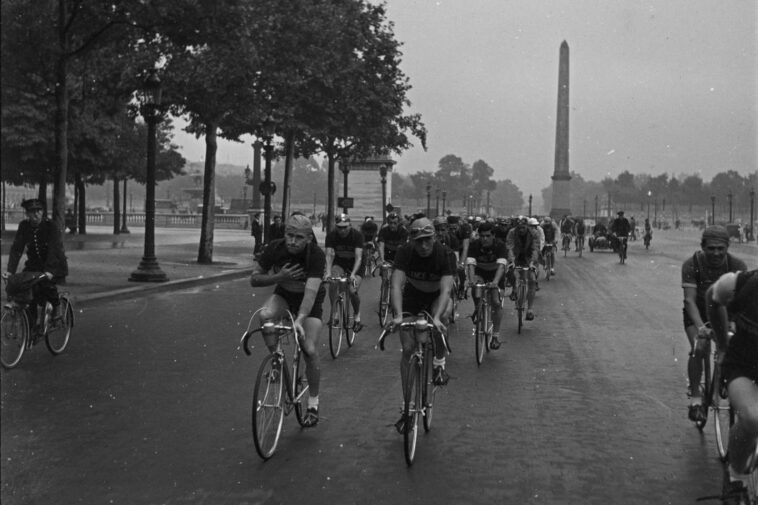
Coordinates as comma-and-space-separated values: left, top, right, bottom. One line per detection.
545, 254, 552, 281
329, 298, 344, 359
1, 307, 28, 369
423, 344, 435, 432
378, 279, 390, 328
484, 299, 493, 353
293, 348, 309, 426
475, 301, 486, 365
404, 354, 421, 466
252, 354, 285, 460
713, 399, 733, 462
696, 343, 712, 431
46, 296, 73, 355
344, 298, 355, 348
517, 282, 526, 334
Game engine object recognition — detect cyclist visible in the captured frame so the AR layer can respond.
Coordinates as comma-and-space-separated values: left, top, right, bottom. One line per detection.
360, 216, 379, 275
505, 217, 540, 321
5, 198, 68, 328
324, 213, 365, 332
528, 218, 544, 290
249, 213, 326, 427
466, 221, 508, 349
434, 216, 460, 316
609, 210, 631, 252
681, 225, 747, 422
707, 269, 758, 495
377, 212, 408, 265
574, 218, 586, 252
559, 215, 574, 251
643, 218, 653, 246
629, 216, 637, 241
447, 214, 470, 298
390, 217, 455, 431
540, 217, 558, 276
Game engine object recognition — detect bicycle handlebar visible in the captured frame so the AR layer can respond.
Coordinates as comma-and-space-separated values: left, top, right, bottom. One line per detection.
240, 321, 297, 356
376, 312, 450, 353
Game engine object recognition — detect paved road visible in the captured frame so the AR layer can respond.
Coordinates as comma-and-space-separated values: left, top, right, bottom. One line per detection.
1, 232, 756, 504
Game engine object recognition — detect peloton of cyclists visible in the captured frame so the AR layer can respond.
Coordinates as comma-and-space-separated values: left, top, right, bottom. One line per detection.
249, 213, 326, 427
505, 217, 541, 321
324, 213, 366, 332
389, 217, 456, 432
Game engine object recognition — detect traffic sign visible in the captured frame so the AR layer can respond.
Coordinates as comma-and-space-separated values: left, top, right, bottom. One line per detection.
338, 197, 354, 208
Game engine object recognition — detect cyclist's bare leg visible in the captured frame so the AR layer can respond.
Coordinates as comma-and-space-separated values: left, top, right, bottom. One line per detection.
684, 324, 704, 402
430, 297, 450, 361
300, 316, 322, 398
258, 294, 289, 352
490, 288, 503, 335
727, 377, 758, 475
399, 330, 416, 395
350, 275, 363, 324
328, 265, 348, 320
526, 271, 537, 311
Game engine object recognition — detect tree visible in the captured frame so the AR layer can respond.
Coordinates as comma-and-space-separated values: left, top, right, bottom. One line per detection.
435, 154, 471, 202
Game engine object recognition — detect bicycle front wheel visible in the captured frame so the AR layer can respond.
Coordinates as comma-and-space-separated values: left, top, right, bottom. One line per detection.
293, 349, 309, 426
378, 280, 391, 328
344, 299, 355, 348
403, 355, 421, 466
46, 296, 73, 355
1, 308, 29, 369
474, 302, 486, 365
252, 354, 285, 460
516, 283, 526, 334
713, 400, 733, 462
329, 298, 345, 359
423, 346, 435, 432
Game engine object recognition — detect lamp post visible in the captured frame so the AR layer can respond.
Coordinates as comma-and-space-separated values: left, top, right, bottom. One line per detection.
654, 199, 658, 228
130, 70, 167, 282
442, 190, 447, 215
594, 195, 599, 223
727, 190, 733, 223
435, 187, 440, 217
340, 161, 350, 215
379, 164, 388, 222
711, 195, 716, 225
583, 199, 587, 219
426, 183, 431, 217
749, 188, 755, 242
528, 194, 533, 217
261, 116, 275, 244
647, 191, 651, 220
120, 178, 130, 233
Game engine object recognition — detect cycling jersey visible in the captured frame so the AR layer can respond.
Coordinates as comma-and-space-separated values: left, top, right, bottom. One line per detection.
360, 221, 378, 243
378, 225, 409, 262
325, 227, 364, 272
466, 238, 507, 282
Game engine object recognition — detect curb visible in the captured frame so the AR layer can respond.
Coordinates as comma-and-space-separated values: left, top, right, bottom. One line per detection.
71, 268, 253, 308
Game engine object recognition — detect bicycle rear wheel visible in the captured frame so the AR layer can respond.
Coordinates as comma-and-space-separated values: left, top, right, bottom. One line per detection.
1, 308, 28, 369
378, 280, 390, 328
423, 345, 435, 432
516, 283, 526, 334
252, 354, 285, 460
696, 345, 712, 431
403, 354, 421, 466
46, 296, 73, 355
329, 298, 345, 358
474, 302, 486, 365
293, 349, 309, 426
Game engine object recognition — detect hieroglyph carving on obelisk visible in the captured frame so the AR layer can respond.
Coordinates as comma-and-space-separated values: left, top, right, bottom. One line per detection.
550, 40, 572, 218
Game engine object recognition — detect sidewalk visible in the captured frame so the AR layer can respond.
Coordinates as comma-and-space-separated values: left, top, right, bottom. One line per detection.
1, 225, 328, 308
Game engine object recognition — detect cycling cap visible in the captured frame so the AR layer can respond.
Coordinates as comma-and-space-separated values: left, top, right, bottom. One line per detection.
528, 218, 539, 226
336, 213, 351, 227
21, 199, 44, 211
617, 210, 624, 216
285, 214, 313, 234
409, 217, 435, 239
518, 217, 528, 225
701, 225, 729, 245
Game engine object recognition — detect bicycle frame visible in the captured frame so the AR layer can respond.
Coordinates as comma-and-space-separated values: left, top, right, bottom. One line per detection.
510, 266, 532, 334
377, 263, 394, 328
471, 282, 500, 365
325, 276, 355, 358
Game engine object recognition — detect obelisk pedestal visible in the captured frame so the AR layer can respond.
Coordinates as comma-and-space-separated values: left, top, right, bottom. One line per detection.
550, 40, 572, 219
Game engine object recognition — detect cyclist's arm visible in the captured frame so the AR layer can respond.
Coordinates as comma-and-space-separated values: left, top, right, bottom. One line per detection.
6, 227, 26, 274
250, 262, 280, 287
433, 275, 454, 322
682, 286, 705, 331
377, 241, 385, 263
460, 238, 470, 265
390, 268, 406, 323
465, 256, 476, 285
324, 247, 335, 277
351, 247, 363, 277
296, 277, 322, 323
706, 272, 738, 352
492, 262, 506, 286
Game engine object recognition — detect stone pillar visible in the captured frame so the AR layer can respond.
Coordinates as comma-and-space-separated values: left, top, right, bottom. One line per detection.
251, 141, 262, 211
550, 40, 572, 219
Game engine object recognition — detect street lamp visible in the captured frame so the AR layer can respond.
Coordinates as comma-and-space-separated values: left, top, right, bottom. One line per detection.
435, 187, 440, 217
130, 69, 167, 282
749, 188, 755, 242
594, 195, 599, 223
426, 183, 431, 217
727, 190, 733, 223
379, 165, 388, 222
711, 195, 716, 225
120, 178, 130, 233
340, 161, 350, 215
583, 199, 587, 219
647, 190, 651, 221
442, 190, 447, 215
260, 115, 275, 244
528, 194, 532, 217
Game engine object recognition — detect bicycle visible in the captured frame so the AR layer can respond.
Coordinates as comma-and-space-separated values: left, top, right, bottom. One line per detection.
542, 244, 556, 281
471, 281, 501, 365
1, 272, 74, 369
241, 309, 309, 460
377, 312, 450, 466
617, 235, 628, 264
377, 262, 394, 328
510, 265, 533, 334
324, 276, 356, 358
575, 235, 585, 257
562, 234, 572, 257
363, 242, 380, 277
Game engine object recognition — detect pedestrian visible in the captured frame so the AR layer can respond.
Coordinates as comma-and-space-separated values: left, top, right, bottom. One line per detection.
269, 215, 285, 241
251, 212, 262, 255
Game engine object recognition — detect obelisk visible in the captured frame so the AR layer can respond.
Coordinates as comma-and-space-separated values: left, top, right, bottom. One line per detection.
550, 40, 572, 218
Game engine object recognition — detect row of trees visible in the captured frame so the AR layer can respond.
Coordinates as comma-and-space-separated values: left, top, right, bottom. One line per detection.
2, 0, 426, 262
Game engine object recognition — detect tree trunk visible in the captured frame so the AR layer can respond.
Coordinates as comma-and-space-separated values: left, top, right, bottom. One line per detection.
197, 121, 217, 264
113, 176, 121, 235
326, 150, 336, 234
281, 131, 295, 219
77, 176, 87, 235
53, 0, 69, 233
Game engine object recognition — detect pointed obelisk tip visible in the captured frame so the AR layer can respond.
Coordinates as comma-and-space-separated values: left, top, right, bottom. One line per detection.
561, 40, 568, 48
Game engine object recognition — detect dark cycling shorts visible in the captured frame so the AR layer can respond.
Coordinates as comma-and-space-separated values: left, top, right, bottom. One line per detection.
473, 270, 505, 290
721, 330, 758, 384
402, 283, 439, 317
273, 285, 326, 320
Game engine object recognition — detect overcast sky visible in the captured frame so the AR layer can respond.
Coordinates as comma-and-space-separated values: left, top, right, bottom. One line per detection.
172, 0, 757, 199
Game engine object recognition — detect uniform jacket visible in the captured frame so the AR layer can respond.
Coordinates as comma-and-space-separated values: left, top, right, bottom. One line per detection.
7, 219, 68, 280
